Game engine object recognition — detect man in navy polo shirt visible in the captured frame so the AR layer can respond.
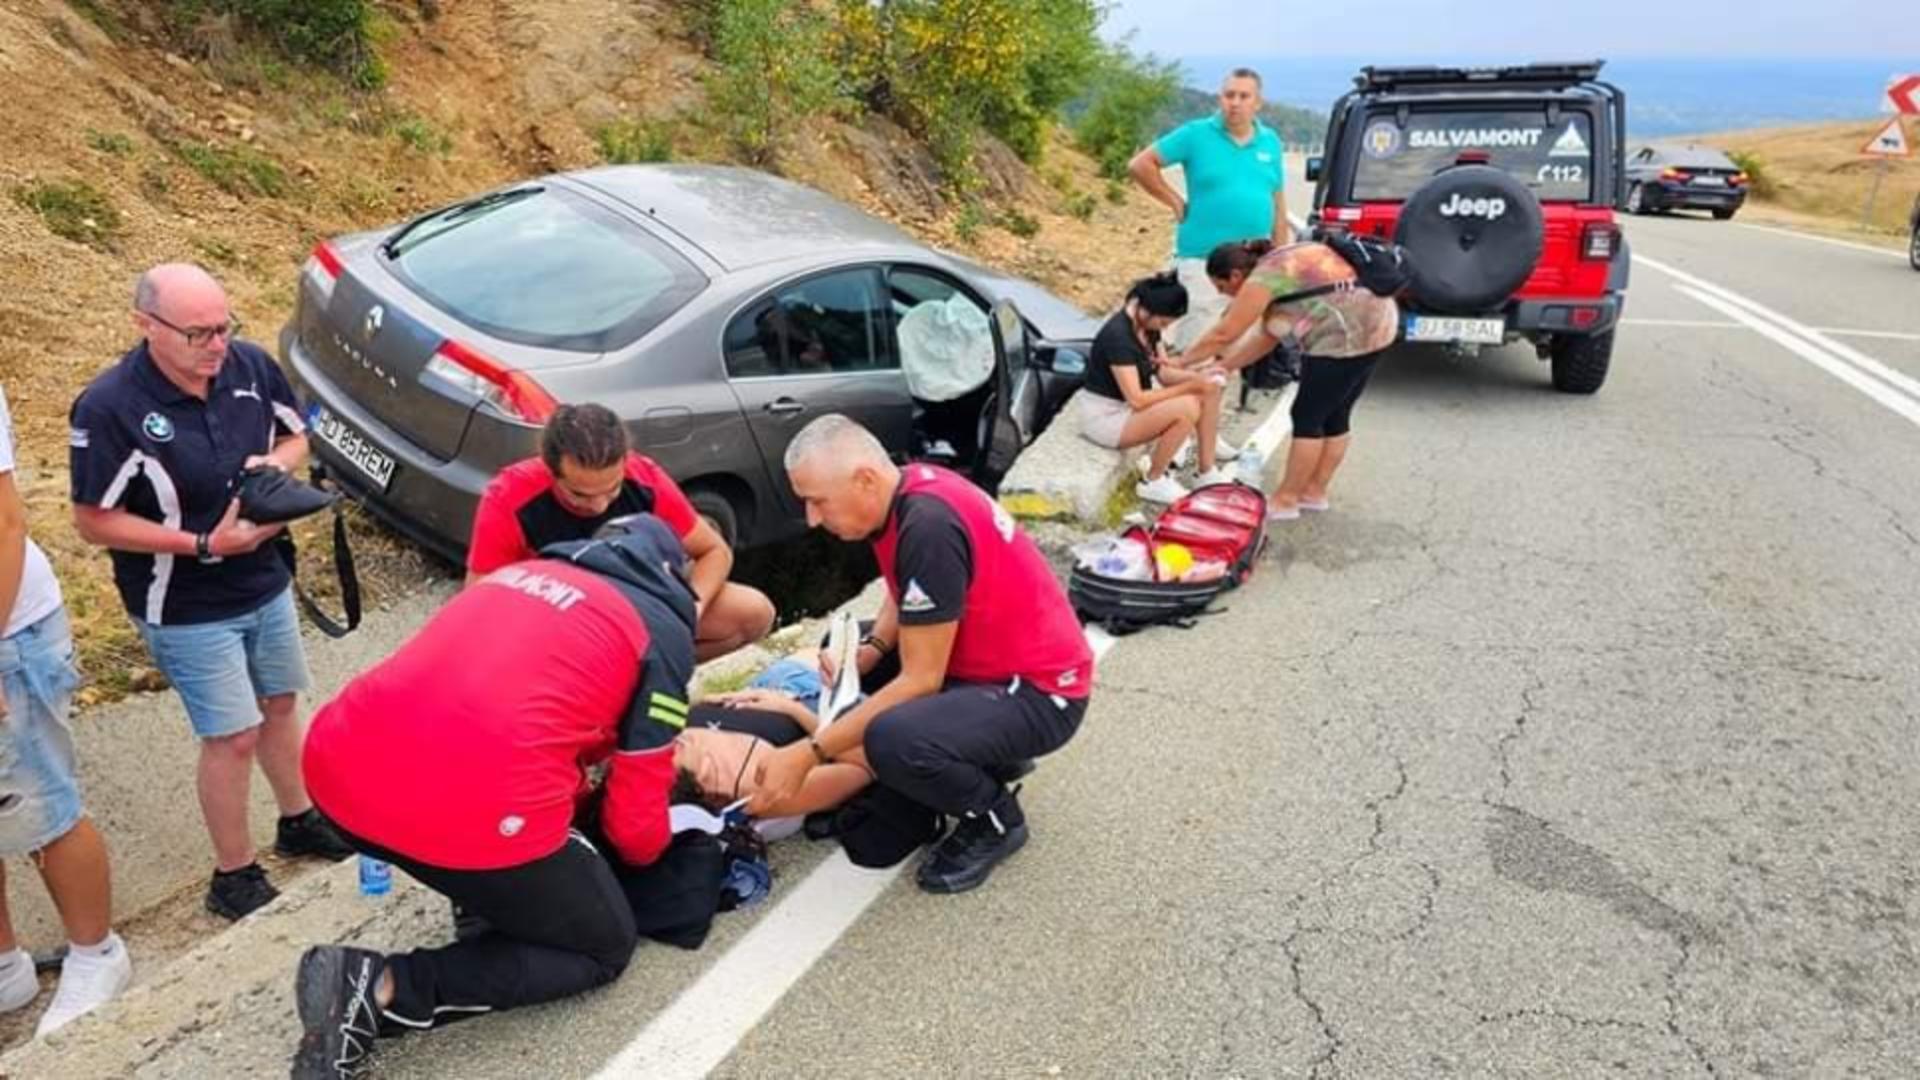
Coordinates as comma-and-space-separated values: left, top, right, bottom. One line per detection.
69, 264, 351, 921
1130, 67, 1291, 356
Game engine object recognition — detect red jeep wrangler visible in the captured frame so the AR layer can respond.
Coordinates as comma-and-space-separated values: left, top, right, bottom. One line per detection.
1306, 62, 1630, 393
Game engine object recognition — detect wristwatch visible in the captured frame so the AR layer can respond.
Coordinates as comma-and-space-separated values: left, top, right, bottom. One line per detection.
806, 736, 832, 765
194, 532, 216, 564
860, 633, 893, 655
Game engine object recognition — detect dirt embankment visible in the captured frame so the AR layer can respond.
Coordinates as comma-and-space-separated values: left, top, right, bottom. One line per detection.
0, 0, 1172, 692
1693, 119, 1919, 238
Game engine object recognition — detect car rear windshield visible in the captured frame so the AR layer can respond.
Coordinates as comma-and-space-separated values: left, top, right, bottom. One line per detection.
1351, 108, 1596, 203
385, 186, 705, 352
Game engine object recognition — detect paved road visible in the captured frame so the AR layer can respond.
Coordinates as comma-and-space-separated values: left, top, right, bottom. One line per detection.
41, 210, 1920, 1078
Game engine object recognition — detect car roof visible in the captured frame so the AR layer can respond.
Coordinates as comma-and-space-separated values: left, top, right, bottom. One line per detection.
567, 164, 921, 271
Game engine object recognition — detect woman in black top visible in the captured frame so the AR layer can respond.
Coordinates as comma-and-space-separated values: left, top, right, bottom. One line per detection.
1077, 273, 1232, 503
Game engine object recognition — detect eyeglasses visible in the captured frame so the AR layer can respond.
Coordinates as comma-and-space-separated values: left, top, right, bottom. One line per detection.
142, 309, 242, 348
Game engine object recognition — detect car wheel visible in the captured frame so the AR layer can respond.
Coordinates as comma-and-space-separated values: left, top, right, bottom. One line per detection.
1909, 226, 1920, 272
1549, 331, 1614, 395
1393, 164, 1545, 314
1627, 183, 1647, 215
687, 488, 741, 549
1712, 208, 1736, 221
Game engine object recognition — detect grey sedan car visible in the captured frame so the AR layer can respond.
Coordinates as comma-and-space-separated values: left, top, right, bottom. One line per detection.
279, 165, 1095, 557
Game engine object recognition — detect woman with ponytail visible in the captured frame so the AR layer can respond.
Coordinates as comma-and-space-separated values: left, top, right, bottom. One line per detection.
1077, 272, 1234, 504
1178, 239, 1399, 520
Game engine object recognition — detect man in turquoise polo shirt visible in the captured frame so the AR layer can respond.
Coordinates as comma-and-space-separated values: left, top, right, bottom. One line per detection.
1130, 68, 1290, 354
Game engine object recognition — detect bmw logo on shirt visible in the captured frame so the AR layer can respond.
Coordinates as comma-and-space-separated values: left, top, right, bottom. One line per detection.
142, 412, 175, 443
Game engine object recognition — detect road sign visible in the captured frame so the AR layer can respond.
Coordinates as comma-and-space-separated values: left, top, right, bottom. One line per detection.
1861, 117, 1911, 157
1885, 74, 1920, 115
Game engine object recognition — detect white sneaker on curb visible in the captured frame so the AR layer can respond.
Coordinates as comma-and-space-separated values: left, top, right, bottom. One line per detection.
0, 949, 38, 1012
34, 933, 131, 1038
1136, 475, 1190, 504
1192, 467, 1235, 487
1213, 437, 1241, 462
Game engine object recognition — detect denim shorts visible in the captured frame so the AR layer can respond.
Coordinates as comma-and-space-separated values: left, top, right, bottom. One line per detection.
0, 607, 85, 856
136, 587, 312, 740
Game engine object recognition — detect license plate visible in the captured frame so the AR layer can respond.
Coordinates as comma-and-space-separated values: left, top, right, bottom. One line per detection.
311, 407, 395, 491
1405, 316, 1506, 345
1695, 176, 1726, 187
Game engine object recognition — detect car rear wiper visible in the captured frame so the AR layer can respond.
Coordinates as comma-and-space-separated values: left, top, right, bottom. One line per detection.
380, 186, 544, 259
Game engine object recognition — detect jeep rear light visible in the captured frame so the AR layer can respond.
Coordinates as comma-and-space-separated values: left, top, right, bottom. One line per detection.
1570, 307, 1602, 329
1581, 223, 1620, 261
425, 340, 558, 424
303, 242, 342, 303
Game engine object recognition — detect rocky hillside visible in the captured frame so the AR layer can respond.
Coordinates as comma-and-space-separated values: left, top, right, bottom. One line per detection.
0, 0, 1175, 687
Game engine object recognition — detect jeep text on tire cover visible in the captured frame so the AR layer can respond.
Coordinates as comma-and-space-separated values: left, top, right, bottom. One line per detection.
1308, 61, 1631, 395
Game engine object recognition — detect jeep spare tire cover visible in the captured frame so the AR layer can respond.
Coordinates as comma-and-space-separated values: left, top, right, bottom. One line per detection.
1393, 165, 1544, 314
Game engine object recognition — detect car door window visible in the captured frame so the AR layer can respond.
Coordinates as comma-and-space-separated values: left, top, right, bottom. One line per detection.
723, 268, 891, 378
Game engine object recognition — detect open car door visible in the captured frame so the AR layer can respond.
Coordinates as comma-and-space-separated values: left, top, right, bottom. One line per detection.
970, 298, 1030, 495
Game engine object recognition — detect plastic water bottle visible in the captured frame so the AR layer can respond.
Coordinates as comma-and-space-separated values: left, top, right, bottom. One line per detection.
358, 855, 391, 898
1233, 438, 1266, 488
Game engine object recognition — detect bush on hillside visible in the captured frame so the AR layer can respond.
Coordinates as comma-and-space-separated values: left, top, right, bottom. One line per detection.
706, 0, 845, 165
834, 0, 1102, 188
168, 0, 385, 88
1726, 150, 1777, 199
1072, 46, 1182, 180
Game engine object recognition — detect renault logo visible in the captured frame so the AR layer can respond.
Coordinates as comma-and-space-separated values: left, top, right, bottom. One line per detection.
362, 305, 385, 342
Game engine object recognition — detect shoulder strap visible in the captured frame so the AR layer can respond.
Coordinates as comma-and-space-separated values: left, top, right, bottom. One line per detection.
274, 502, 361, 639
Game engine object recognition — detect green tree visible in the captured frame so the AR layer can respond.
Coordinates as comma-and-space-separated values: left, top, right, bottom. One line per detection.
706, 0, 845, 165
1072, 46, 1183, 180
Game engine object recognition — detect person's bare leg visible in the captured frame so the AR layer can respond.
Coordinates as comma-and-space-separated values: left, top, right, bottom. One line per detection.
0, 864, 16, 954
1271, 436, 1325, 512
1194, 380, 1224, 471
696, 584, 777, 662
33, 820, 112, 947
254, 694, 312, 818
1302, 434, 1351, 504
198, 728, 262, 871
1120, 398, 1198, 480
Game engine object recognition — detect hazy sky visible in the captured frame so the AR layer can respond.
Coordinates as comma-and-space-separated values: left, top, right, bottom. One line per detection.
1102, 1, 1915, 61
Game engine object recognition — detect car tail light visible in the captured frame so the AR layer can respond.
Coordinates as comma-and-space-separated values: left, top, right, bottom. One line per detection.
1580, 223, 1621, 261
1730, 172, 1749, 186
425, 340, 557, 424
1659, 167, 1691, 183
1569, 307, 1602, 329
303, 242, 343, 303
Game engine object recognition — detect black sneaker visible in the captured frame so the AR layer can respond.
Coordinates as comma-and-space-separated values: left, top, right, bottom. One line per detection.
291, 946, 384, 1080
276, 810, 356, 862
915, 790, 1028, 895
206, 863, 279, 920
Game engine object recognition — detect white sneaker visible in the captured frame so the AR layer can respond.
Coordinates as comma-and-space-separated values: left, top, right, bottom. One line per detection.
34, 933, 131, 1038
1213, 437, 1241, 462
1136, 474, 1190, 504
1192, 467, 1235, 487
0, 948, 38, 1012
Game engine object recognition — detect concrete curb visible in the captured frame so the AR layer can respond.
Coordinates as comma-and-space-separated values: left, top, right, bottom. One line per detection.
1001, 383, 1298, 528
0, 581, 890, 1076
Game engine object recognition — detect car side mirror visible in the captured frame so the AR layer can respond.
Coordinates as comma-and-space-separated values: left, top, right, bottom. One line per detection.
1031, 343, 1086, 376
1305, 156, 1323, 183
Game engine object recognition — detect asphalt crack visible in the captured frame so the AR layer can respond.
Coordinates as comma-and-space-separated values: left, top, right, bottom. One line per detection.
1664, 933, 1721, 1077
1281, 928, 1343, 1080
1476, 1006, 1656, 1034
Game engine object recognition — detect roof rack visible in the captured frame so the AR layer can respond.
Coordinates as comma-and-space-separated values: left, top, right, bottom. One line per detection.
1356, 61, 1606, 92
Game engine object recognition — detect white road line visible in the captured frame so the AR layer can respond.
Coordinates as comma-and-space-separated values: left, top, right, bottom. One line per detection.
1621, 318, 1743, 329
1814, 327, 1920, 344
1732, 222, 1907, 261
1674, 286, 1920, 431
592, 631, 1121, 1079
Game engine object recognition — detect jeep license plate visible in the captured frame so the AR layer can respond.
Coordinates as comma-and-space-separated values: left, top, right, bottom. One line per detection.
1405, 316, 1505, 345
311, 407, 395, 491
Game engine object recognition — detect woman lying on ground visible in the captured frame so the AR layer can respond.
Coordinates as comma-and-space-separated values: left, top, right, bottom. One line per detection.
1077, 272, 1237, 504
1176, 239, 1400, 520
674, 669, 873, 821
